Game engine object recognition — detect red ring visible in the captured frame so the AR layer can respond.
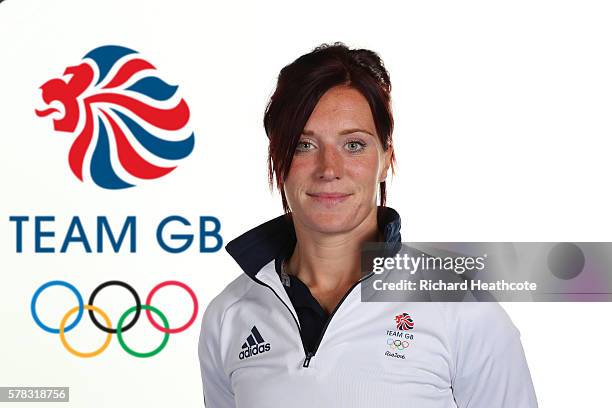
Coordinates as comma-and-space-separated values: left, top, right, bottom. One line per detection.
145, 281, 198, 334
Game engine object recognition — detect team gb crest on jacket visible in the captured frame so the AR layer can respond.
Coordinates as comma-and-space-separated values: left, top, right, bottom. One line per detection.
385, 312, 415, 360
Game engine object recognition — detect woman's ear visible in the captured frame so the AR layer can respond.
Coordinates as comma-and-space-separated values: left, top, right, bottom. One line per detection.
378, 145, 393, 183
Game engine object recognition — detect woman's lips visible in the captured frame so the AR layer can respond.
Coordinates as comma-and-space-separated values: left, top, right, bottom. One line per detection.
306, 192, 352, 206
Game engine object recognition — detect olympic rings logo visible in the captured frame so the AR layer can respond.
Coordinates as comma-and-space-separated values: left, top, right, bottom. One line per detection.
387, 338, 410, 351
31, 280, 198, 358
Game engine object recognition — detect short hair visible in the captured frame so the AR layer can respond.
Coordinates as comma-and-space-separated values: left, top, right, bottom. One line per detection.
264, 42, 396, 213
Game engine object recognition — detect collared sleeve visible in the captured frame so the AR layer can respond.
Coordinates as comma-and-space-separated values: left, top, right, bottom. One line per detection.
198, 297, 236, 408
449, 302, 538, 407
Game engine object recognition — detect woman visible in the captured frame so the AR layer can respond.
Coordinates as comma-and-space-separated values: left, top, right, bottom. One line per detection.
198, 42, 537, 407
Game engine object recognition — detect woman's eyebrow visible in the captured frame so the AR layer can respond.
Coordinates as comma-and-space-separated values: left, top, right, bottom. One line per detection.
301, 128, 375, 136
339, 128, 375, 136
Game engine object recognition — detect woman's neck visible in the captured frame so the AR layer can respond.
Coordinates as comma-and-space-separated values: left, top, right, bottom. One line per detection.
286, 206, 380, 313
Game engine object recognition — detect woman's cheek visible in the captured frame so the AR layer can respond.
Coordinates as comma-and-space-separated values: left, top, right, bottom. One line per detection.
347, 155, 381, 184
286, 156, 313, 179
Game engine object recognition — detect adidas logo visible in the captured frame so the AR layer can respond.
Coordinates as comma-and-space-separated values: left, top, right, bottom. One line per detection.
239, 326, 271, 360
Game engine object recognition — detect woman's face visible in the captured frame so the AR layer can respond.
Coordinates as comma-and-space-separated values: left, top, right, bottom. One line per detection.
283, 85, 392, 234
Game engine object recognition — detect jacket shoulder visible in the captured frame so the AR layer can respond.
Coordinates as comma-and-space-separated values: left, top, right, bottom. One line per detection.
439, 301, 519, 337
201, 273, 256, 327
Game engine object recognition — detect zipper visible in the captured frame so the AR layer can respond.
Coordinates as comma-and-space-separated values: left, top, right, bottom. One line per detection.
251, 271, 375, 368
303, 271, 375, 367
302, 351, 314, 368
251, 277, 310, 358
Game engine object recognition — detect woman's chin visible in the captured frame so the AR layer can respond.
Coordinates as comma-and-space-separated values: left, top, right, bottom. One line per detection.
299, 210, 363, 234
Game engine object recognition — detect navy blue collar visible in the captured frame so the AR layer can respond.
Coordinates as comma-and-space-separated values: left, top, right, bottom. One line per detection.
226, 206, 402, 278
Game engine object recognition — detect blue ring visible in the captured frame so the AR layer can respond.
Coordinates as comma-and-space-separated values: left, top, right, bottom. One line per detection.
31, 280, 84, 334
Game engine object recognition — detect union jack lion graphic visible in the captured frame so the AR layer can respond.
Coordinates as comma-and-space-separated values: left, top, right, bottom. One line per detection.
35, 45, 195, 189
395, 312, 414, 331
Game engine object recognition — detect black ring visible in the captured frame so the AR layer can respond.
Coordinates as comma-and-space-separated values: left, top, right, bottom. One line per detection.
88, 280, 141, 334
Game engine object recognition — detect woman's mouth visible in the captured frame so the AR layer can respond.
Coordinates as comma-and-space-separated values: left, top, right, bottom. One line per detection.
306, 192, 353, 206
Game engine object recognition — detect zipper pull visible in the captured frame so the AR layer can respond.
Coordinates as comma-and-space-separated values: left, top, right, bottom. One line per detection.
302, 352, 314, 368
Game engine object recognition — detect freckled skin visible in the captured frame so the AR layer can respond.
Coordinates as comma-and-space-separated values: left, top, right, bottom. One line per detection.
283, 85, 392, 235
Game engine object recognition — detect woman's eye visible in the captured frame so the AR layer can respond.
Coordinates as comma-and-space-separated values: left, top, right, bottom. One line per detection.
345, 140, 366, 152
295, 141, 314, 152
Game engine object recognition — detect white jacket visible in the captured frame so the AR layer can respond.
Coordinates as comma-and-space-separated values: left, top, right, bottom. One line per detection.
198, 209, 538, 407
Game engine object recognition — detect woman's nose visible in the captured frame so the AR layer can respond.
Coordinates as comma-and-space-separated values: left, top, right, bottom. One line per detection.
316, 145, 343, 180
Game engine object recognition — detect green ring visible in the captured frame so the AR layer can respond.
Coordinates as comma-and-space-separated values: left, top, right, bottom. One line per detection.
117, 305, 170, 358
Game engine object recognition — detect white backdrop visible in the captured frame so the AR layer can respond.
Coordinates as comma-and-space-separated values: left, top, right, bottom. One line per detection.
1, 0, 611, 407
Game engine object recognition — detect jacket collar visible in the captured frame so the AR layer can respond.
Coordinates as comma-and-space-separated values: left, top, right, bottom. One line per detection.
226, 206, 402, 279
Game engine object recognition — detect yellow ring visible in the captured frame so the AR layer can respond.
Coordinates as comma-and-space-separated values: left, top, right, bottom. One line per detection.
59, 305, 112, 358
